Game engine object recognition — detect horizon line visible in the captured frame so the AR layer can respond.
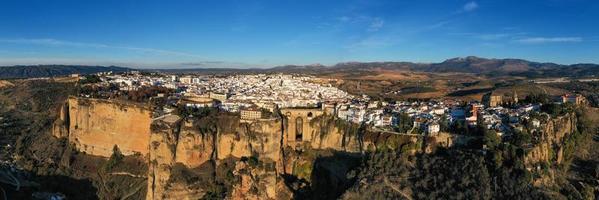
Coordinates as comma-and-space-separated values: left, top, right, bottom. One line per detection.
1, 55, 598, 69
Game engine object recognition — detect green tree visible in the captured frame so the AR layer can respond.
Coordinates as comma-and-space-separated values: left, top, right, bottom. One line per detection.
439, 115, 449, 132
512, 129, 531, 146
484, 130, 500, 149
104, 145, 124, 171
393, 112, 413, 133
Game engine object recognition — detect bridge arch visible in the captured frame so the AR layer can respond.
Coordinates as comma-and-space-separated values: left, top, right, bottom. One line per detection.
295, 117, 303, 141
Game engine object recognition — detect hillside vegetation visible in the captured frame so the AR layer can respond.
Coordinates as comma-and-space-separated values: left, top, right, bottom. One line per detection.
0, 65, 130, 79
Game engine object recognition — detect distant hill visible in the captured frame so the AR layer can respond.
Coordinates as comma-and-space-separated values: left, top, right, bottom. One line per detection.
3, 57, 598, 78
0, 65, 131, 79
270, 56, 599, 78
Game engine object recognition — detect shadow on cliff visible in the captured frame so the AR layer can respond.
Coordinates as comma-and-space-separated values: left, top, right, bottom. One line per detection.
1, 173, 98, 200
283, 151, 362, 200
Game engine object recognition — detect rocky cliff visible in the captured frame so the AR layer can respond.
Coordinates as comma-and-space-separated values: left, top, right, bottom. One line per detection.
524, 112, 578, 166
50, 99, 449, 199
53, 96, 152, 157
146, 115, 284, 200
147, 114, 184, 200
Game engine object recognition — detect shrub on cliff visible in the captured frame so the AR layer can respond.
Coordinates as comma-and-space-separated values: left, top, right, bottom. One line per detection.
103, 145, 124, 171
202, 183, 227, 200
393, 112, 413, 133
78, 75, 102, 85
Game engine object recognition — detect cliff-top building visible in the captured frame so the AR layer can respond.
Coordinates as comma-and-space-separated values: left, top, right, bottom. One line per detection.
557, 94, 586, 105
482, 92, 502, 107
209, 92, 229, 102
240, 107, 263, 121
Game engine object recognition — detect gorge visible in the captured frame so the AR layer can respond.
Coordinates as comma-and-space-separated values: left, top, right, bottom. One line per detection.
45, 95, 589, 199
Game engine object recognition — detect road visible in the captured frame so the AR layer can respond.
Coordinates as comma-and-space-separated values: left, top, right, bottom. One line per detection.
369, 127, 422, 137
383, 176, 413, 200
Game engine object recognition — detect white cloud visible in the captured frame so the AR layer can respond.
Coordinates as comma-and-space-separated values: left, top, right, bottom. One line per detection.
477, 33, 512, 40
368, 18, 384, 32
463, 1, 479, 12
426, 20, 451, 30
0, 38, 202, 58
0, 57, 268, 69
515, 37, 583, 44
456, 32, 527, 40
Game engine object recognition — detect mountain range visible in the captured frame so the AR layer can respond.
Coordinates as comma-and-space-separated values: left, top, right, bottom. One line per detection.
157, 56, 599, 78
270, 56, 599, 78
0, 65, 130, 79
1, 56, 598, 78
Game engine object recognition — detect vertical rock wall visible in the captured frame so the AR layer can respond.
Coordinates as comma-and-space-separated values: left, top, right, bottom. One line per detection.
147, 115, 181, 200
174, 119, 214, 168
54, 97, 152, 157
51, 100, 458, 199
525, 113, 578, 166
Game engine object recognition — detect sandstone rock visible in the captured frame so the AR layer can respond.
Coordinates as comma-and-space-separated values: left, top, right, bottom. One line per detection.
64, 97, 152, 157
525, 113, 577, 166
230, 160, 279, 200
147, 114, 181, 200
175, 119, 214, 168
52, 99, 437, 199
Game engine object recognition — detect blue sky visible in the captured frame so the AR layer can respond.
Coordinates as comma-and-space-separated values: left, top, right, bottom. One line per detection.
1, 0, 598, 68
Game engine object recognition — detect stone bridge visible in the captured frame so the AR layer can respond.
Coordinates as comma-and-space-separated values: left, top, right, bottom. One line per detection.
280, 108, 324, 148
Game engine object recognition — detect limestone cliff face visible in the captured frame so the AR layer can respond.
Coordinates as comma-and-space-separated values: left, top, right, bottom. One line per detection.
52, 101, 70, 138
174, 120, 214, 168
147, 114, 182, 200
219, 119, 282, 162
309, 123, 362, 152
172, 117, 282, 168
146, 116, 284, 200
230, 160, 280, 200
52, 100, 431, 199
525, 113, 578, 166
53, 97, 152, 157
282, 109, 363, 153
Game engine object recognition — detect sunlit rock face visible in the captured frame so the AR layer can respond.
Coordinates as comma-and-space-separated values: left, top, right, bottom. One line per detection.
147, 114, 183, 200
174, 119, 214, 168
524, 113, 578, 166
52, 99, 464, 199
54, 97, 152, 157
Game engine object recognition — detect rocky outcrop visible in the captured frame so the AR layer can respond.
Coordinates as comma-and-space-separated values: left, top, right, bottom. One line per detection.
52, 101, 70, 138
174, 119, 214, 168
525, 113, 578, 166
52, 100, 433, 199
309, 122, 362, 152
147, 114, 182, 200
283, 109, 363, 153
145, 116, 285, 200
230, 160, 279, 200
53, 97, 152, 157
